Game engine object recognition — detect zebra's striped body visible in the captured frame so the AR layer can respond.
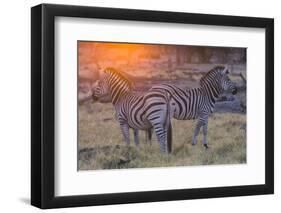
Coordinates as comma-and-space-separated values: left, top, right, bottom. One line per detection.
93, 68, 173, 153
150, 65, 237, 148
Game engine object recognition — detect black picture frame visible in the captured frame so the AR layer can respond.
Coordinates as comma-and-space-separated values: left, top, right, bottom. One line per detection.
31, 3, 274, 209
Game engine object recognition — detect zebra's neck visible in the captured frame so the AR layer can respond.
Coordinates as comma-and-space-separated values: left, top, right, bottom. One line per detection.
200, 79, 222, 104
108, 77, 130, 105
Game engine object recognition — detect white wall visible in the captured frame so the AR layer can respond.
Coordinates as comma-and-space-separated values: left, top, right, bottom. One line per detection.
0, 0, 279, 212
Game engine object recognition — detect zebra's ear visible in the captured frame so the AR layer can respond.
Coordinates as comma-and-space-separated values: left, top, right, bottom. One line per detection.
92, 80, 99, 88
102, 67, 112, 74
91, 81, 99, 93
221, 67, 230, 75
96, 66, 106, 77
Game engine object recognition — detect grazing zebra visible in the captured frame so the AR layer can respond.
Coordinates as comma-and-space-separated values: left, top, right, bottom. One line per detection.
92, 67, 173, 153
150, 65, 237, 149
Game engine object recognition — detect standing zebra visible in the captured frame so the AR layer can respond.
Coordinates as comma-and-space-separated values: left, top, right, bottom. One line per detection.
150, 65, 237, 149
92, 67, 173, 153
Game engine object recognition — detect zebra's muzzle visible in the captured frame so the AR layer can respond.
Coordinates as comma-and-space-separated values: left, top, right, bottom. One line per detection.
232, 87, 238, 95
92, 93, 99, 101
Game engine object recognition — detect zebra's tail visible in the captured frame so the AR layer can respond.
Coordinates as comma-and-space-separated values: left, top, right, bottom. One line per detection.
145, 128, 153, 145
167, 116, 172, 154
165, 92, 173, 154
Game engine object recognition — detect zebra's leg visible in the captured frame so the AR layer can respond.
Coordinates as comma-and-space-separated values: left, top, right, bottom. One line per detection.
192, 114, 208, 148
202, 120, 209, 149
191, 121, 203, 146
153, 124, 167, 153
133, 129, 140, 148
146, 106, 168, 153
191, 123, 201, 146
120, 123, 130, 145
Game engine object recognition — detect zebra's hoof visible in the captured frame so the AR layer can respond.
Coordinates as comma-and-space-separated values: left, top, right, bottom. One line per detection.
203, 144, 209, 149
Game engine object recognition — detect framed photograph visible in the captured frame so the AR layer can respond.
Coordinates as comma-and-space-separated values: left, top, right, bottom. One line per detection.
31, 4, 274, 209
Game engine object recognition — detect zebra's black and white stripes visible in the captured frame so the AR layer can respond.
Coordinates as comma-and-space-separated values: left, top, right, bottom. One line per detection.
150, 65, 237, 148
92, 68, 173, 153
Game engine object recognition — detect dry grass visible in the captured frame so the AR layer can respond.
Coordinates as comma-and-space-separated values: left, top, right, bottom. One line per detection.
78, 102, 246, 170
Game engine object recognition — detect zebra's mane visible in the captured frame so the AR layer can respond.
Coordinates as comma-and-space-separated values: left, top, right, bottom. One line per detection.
104, 67, 133, 89
199, 65, 225, 86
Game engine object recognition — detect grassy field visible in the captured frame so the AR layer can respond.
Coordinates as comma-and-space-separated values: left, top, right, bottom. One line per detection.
78, 102, 246, 171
